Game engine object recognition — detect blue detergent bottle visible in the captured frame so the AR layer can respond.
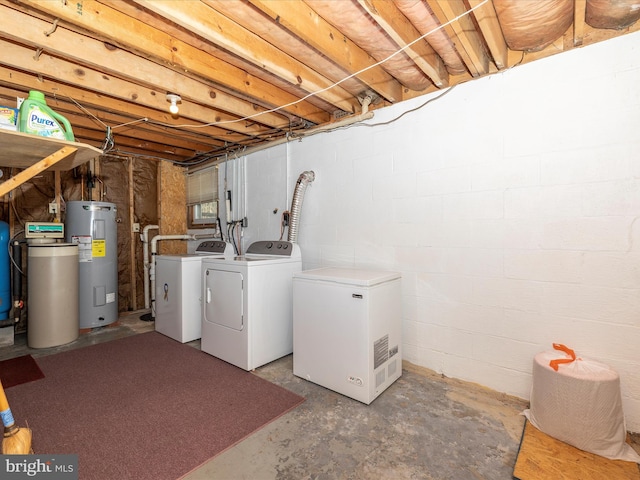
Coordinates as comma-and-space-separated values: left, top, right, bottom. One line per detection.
18, 90, 75, 141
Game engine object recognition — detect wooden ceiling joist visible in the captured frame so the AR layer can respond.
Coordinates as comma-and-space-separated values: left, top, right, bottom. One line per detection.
0, 40, 273, 139
0, 0, 637, 164
131, 0, 359, 114
356, 0, 449, 88
467, 0, 508, 69
1, 6, 293, 129
426, 0, 491, 77
574, 0, 588, 47
247, 0, 403, 103
15, 0, 331, 125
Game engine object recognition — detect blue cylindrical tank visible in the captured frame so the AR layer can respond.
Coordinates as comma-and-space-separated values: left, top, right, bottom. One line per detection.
0, 221, 10, 321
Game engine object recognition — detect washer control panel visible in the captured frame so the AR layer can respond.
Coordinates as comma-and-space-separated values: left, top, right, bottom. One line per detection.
195, 240, 230, 254
246, 240, 294, 256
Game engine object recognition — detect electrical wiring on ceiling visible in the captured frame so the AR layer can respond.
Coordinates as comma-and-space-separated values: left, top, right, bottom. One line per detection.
56, 0, 489, 158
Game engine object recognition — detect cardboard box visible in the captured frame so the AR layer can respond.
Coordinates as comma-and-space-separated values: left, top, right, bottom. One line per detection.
0, 106, 18, 131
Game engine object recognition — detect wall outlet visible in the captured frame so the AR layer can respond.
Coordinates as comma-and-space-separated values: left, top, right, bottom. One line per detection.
48, 202, 58, 214
132, 223, 140, 233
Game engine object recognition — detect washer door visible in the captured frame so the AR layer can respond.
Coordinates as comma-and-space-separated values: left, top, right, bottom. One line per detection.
203, 268, 244, 331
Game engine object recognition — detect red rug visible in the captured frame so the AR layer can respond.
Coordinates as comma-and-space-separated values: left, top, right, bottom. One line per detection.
0, 354, 45, 388
5, 332, 305, 480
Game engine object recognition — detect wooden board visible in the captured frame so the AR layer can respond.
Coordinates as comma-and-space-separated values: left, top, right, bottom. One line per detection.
514, 420, 640, 480
0, 130, 102, 170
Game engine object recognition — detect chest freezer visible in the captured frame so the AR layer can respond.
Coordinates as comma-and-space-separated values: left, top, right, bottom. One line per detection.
293, 267, 402, 404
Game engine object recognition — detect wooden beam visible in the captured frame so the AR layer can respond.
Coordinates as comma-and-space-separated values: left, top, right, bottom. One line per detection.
0, 39, 272, 139
0, 146, 77, 197
467, 0, 508, 69
54, 170, 61, 222
0, 5, 292, 130
0, 85, 225, 153
208, 0, 393, 112
427, 0, 490, 77
246, 0, 403, 103
129, 158, 137, 311
356, 0, 449, 88
574, 0, 587, 47
0, 5, 290, 128
72, 126, 199, 160
0, 67, 247, 150
15, 0, 330, 124
132, 0, 357, 113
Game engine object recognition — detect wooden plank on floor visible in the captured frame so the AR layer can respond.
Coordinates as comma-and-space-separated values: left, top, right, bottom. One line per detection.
514, 421, 640, 480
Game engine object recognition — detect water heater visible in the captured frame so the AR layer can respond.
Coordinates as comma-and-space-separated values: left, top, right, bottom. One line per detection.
65, 201, 118, 328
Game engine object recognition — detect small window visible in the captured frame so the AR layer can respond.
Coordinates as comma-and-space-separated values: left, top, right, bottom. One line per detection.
187, 166, 218, 228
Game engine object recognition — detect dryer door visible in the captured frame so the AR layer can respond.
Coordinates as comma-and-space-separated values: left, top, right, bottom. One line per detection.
203, 268, 244, 330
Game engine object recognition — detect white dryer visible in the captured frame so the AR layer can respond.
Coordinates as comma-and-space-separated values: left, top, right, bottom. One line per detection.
155, 240, 233, 343
201, 240, 302, 370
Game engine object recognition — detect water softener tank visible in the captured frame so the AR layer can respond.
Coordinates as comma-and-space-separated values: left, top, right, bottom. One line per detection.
0, 221, 10, 322
28, 243, 79, 348
65, 201, 118, 328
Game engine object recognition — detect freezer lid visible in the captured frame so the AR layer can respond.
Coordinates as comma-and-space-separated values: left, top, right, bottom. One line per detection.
294, 267, 400, 286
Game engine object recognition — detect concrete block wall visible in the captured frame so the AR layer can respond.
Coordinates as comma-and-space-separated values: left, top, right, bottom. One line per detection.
239, 31, 640, 431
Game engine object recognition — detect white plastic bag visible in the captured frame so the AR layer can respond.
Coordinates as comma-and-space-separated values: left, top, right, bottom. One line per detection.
523, 343, 640, 463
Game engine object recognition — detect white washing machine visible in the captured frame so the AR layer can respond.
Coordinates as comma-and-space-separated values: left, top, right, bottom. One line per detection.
155, 240, 233, 343
293, 267, 402, 404
201, 240, 302, 370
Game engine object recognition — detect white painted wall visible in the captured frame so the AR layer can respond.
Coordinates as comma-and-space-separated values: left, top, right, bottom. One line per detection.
234, 31, 640, 431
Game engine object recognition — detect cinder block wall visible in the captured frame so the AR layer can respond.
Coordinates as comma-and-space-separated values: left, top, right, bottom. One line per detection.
239, 31, 640, 431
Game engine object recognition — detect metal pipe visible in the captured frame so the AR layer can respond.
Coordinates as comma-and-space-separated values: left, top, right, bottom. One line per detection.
141, 224, 159, 310
200, 111, 375, 166
11, 241, 22, 325
11, 241, 21, 300
149, 233, 214, 318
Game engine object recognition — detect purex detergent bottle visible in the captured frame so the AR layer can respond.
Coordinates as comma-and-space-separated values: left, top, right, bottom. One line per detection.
18, 90, 74, 141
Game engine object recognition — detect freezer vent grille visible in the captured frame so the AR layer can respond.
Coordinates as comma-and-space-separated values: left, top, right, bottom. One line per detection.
374, 334, 389, 370
376, 368, 386, 388
388, 359, 397, 378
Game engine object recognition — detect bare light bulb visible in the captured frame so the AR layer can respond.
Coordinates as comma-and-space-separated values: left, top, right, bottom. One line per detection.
166, 93, 181, 114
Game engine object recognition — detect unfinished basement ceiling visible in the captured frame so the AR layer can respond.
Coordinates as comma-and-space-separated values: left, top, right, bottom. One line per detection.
2, 0, 639, 167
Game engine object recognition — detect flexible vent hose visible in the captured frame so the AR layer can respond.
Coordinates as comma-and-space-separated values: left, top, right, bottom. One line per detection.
288, 171, 315, 243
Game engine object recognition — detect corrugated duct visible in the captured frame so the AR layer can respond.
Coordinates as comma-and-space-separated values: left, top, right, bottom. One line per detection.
586, 0, 640, 29
288, 171, 315, 244
493, 0, 574, 51
394, 0, 467, 75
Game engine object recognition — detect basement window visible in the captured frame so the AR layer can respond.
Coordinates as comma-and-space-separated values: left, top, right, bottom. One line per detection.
187, 166, 218, 228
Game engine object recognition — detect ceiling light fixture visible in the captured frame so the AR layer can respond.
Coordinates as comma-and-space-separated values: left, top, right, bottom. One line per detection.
166, 93, 181, 114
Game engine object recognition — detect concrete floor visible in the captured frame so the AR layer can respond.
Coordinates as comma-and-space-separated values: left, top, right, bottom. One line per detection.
0, 312, 547, 479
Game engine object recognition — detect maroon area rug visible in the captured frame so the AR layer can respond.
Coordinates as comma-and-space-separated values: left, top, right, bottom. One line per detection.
5, 332, 305, 480
0, 354, 45, 388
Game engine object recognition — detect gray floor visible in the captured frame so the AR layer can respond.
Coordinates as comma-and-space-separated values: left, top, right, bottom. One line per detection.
1, 312, 538, 479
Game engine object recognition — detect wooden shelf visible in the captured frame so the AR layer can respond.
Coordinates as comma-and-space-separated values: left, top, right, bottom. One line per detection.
0, 130, 102, 170
0, 130, 103, 197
